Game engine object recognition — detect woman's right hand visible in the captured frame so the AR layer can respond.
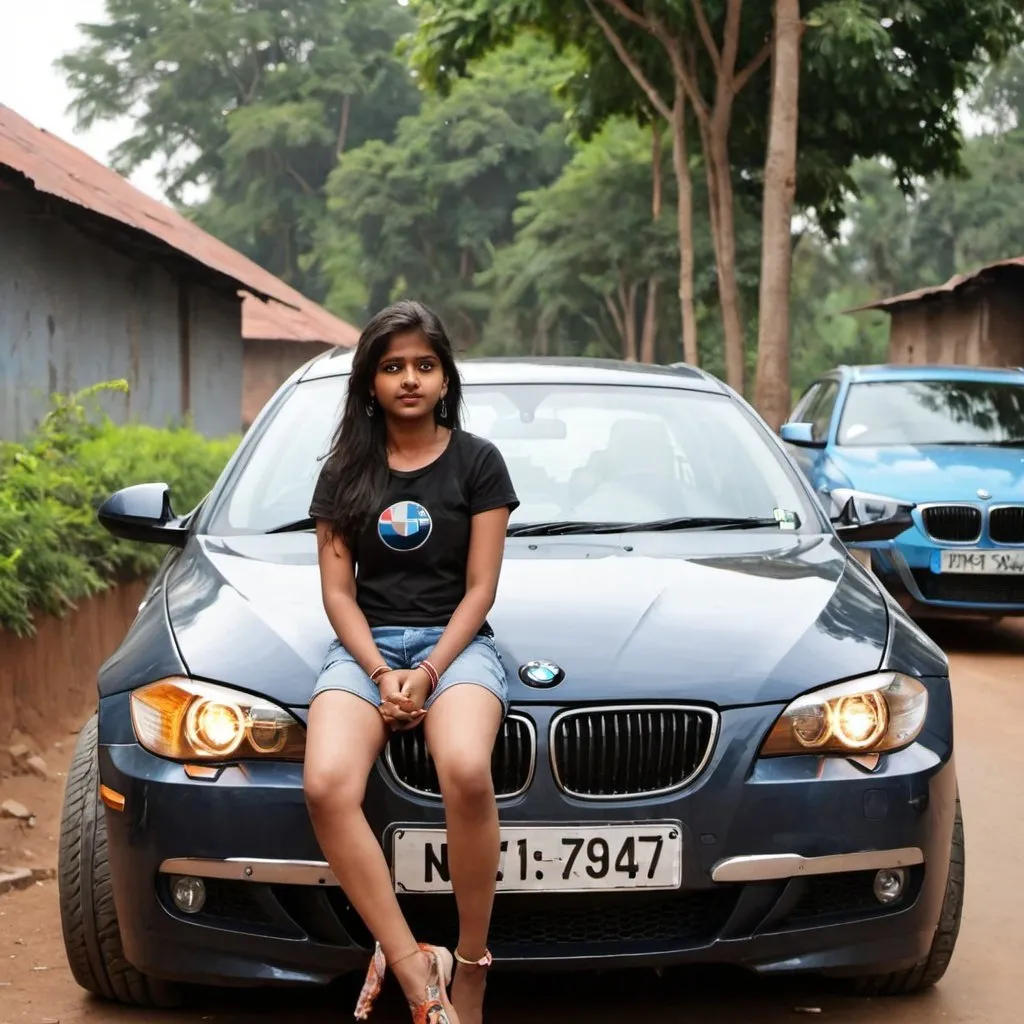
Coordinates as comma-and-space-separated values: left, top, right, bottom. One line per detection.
377, 671, 425, 731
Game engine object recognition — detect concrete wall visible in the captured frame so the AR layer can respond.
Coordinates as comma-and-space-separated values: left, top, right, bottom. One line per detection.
242, 337, 331, 428
0, 191, 243, 440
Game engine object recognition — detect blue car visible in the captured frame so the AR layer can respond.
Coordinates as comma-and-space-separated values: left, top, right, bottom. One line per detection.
58, 356, 961, 1009
781, 364, 1024, 621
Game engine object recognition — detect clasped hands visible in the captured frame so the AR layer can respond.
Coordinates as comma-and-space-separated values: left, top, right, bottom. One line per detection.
376, 668, 432, 731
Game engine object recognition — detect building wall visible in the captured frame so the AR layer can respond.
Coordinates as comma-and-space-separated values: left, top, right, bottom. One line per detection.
242, 337, 331, 428
887, 290, 986, 365
0, 191, 243, 440
984, 281, 1024, 367
887, 275, 1024, 368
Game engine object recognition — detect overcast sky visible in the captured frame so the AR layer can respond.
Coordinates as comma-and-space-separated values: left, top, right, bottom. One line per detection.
1, 0, 165, 199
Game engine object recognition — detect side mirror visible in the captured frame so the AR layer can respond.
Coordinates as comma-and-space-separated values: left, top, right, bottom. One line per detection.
779, 422, 823, 447
828, 488, 915, 544
97, 483, 190, 548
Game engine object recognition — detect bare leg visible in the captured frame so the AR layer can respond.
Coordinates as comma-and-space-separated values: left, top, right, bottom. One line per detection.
425, 685, 503, 1024
304, 691, 433, 1007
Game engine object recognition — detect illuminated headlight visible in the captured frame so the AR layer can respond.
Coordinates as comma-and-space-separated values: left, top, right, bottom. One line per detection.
130, 677, 305, 762
760, 672, 928, 757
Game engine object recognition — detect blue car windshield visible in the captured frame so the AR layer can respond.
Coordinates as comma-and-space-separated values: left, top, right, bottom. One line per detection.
838, 379, 1024, 447
206, 376, 818, 534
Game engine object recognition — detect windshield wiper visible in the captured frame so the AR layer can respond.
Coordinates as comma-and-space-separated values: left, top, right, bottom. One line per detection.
609, 516, 795, 533
506, 521, 629, 537
265, 516, 316, 534
507, 516, 794, 537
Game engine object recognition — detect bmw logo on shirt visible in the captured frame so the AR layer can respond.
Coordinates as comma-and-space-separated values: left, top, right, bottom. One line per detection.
378, 501, 433, 552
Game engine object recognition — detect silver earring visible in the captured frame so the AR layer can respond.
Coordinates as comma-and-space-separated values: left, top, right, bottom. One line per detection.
439, 397, 448, 419
365, 401, 375, 417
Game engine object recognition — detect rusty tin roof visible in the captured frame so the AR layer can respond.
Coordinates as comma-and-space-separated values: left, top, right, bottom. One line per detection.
0, 104, 358, 347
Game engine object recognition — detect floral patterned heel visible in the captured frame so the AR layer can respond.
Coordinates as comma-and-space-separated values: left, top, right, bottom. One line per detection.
353, 942, 459, 1023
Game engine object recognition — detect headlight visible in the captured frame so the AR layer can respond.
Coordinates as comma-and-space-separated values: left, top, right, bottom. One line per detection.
130, 678, 306, 762
760, 672, 928, 757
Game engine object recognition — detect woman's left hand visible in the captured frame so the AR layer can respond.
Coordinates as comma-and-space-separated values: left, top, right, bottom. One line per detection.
380, 668, 432, 731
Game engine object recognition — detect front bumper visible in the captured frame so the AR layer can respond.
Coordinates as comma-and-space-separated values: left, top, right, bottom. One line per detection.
97, 690, 957, 988
863, 535, 1024, 618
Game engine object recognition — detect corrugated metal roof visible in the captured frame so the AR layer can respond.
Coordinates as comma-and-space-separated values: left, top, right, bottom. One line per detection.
849, 255, 1024, 313
0, 104, 358, 347
241, 293, 360, 345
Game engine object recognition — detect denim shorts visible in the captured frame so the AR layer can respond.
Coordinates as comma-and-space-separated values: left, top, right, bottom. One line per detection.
310, 625, 509, 715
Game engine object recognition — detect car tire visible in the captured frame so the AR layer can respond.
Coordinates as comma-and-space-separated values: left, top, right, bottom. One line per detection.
58, 713, 184, 1008
847, 794, 965, 996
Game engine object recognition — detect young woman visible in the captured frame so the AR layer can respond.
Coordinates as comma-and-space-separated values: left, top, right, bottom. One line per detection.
303, 300, 519, 1024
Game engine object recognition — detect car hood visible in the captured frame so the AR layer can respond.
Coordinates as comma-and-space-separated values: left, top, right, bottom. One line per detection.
164, 531, 889, 709
829, 444, 1024, 502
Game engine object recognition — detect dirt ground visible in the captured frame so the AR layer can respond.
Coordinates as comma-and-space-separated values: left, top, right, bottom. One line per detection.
2, 619, 1022, 1024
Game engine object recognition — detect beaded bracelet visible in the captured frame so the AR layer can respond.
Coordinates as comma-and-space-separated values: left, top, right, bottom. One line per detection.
418, 659, 440, 693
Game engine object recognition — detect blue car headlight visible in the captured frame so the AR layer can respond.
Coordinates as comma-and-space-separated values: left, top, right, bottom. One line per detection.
130, 678, 306, 762
760, 672, 928, 758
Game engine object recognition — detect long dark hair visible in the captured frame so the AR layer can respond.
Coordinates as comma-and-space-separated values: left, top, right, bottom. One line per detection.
321, 300, 462, 546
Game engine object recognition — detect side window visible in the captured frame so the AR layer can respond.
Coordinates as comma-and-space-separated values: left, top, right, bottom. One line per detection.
808, 381, 839, 442
790, 383, 821, 423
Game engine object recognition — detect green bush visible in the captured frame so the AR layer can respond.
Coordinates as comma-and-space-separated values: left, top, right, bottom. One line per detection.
0, 382, 238, 637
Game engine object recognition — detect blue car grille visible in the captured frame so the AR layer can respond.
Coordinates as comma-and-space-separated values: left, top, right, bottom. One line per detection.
551, 706, 717, 798
385, 714, 534, 798
921, 505, 981, 542
989, 506, 1024, 544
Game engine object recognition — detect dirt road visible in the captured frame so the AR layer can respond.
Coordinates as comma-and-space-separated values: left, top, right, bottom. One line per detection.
2, 620, 1022, 1024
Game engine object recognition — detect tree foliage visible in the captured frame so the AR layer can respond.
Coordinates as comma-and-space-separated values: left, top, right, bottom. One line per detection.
60, 0, 421, 297
314, 35, 575, 345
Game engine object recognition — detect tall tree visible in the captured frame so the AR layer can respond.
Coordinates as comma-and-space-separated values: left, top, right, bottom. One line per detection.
59, 0, 420, 297
413, 0, 1023, 408
754, 0, 803, 430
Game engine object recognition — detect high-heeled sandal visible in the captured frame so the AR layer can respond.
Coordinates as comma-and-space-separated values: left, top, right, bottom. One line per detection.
354, 941, 458, 1023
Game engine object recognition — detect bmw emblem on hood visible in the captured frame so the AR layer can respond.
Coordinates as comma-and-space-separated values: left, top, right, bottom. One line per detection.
519, 660, 564, 688
977, 488, 991, 500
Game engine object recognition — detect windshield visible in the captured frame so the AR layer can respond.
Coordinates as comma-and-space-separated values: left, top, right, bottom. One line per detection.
206, 376, 818, 534
837, 379, 1024, 447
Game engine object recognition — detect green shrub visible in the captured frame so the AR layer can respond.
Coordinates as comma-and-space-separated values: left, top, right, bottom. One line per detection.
0, 382, 238, 636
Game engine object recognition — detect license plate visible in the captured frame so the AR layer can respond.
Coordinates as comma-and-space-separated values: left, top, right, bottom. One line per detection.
938, 549, 1024, 575
391, 823, 682, 894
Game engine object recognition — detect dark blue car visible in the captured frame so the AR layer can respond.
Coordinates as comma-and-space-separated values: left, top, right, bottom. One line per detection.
781, 363, 1024, 621
57, 355, 962, 1008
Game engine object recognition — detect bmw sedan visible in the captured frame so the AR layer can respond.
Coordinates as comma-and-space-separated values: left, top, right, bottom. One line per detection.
58, 355, 962, 1008
781, 363, 1024, 620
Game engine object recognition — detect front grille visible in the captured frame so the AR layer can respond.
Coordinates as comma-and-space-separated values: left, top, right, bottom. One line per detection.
990, 506, 1024, 544
181, 881, 736, 953
346, 890, 738, 952
912, 569, 1024, 604
921, 504, 981, 542
385, 713, 534, 798
551, 705, 717, 798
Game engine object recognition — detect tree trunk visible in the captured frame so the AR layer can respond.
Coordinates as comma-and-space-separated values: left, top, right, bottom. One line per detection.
754, 0, 802, 430
671, 85, 699, 366
707, 122, 746, 395
641, 121, 664, 363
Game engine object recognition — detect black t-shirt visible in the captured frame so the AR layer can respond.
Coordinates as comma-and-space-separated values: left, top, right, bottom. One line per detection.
308, 430, 520, 633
